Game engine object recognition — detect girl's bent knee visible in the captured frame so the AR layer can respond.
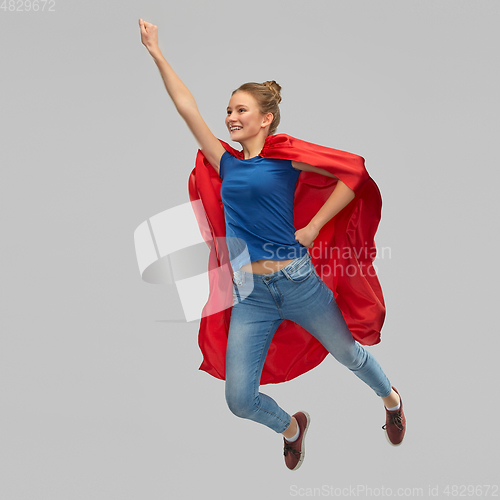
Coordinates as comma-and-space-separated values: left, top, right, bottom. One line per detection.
225, 391, 257, 419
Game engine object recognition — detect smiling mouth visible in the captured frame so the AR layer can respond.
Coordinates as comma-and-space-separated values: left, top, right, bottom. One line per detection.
229, 126, 242, 132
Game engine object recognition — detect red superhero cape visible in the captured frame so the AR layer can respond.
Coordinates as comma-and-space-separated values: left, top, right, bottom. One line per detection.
187, 133, 385, 385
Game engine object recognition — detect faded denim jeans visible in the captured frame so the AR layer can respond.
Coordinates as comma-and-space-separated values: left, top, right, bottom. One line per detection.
225, 251, 392, 433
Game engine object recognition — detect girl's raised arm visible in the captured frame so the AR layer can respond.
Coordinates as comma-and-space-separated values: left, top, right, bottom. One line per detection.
139, 19, 226, 173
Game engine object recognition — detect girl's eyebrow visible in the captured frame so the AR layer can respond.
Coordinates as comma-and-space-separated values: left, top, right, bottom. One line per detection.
226, 104, 248, 110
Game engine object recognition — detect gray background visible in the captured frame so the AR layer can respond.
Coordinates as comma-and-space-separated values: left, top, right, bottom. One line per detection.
1, 0, 499, 498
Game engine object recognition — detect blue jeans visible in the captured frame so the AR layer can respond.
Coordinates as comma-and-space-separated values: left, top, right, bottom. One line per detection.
225, 251, 392, 433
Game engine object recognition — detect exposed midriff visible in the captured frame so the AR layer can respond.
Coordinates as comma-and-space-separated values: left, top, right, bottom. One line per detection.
240, 258, 295, 275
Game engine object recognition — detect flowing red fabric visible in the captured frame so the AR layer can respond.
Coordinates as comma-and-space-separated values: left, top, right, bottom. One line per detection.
187, 133, 385, 385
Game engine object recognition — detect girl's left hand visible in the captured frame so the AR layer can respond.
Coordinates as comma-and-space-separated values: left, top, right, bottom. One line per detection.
294, 224, 319, 248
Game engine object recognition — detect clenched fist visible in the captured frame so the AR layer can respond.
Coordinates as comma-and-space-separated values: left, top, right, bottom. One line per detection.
139, 18, 160, 54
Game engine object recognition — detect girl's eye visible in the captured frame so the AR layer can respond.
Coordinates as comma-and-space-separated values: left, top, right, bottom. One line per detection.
239, 109, 245, 113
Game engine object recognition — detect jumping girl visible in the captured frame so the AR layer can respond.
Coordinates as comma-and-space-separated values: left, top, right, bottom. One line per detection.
139, 18, 406, 471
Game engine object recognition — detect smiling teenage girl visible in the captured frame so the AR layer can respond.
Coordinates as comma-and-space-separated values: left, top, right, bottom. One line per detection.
139, 18, 406, 471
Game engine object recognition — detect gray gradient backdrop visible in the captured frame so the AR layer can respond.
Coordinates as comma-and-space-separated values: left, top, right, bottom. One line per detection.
1, 1, 499, 499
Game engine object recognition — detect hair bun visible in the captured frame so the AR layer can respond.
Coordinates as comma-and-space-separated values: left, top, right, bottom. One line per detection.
262, 80, 282, 104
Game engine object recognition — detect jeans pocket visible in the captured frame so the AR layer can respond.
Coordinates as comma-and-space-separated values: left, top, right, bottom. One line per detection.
232, 284, 239, 306
232, 270, 245, 286
285, 260, 314, 283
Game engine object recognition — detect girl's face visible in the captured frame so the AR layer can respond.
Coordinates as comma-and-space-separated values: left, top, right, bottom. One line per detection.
225, 91, 272, 142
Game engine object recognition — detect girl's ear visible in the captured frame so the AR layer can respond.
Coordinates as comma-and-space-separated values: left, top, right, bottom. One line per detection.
262, 112, 273, 128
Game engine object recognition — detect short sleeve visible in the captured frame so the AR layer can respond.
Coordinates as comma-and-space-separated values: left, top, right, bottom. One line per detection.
219, 150, 230, 180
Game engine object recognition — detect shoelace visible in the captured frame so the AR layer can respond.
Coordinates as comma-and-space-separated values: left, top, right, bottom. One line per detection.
382, 410, 404, 431
283, 441, 301, 459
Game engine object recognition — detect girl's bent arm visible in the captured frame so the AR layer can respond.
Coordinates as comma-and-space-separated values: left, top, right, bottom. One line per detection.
294, 181, 355, 248
309, 181, 355, 230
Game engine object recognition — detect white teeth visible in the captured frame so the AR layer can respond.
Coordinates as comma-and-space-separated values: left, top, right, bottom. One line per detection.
230, 126, 242, 131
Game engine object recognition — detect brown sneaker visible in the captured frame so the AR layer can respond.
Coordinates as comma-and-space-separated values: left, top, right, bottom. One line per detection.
283, 411, 310, 471
382, 387, 406, 446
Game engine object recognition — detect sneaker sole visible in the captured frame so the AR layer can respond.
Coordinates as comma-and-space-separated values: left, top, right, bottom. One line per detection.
291, 411, 311, 471
384, 427, 405, 447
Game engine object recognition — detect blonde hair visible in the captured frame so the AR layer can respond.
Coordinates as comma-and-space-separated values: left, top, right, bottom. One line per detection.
231, 81, 282, 135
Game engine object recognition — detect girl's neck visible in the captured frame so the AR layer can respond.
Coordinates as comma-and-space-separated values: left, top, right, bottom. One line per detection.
239, 134, 268, 160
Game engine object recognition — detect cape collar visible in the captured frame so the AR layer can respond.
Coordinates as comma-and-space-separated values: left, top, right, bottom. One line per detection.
222, 134, 293, 160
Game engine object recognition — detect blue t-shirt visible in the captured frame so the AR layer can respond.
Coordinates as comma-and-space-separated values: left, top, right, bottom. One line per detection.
219, 150, 308, 271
